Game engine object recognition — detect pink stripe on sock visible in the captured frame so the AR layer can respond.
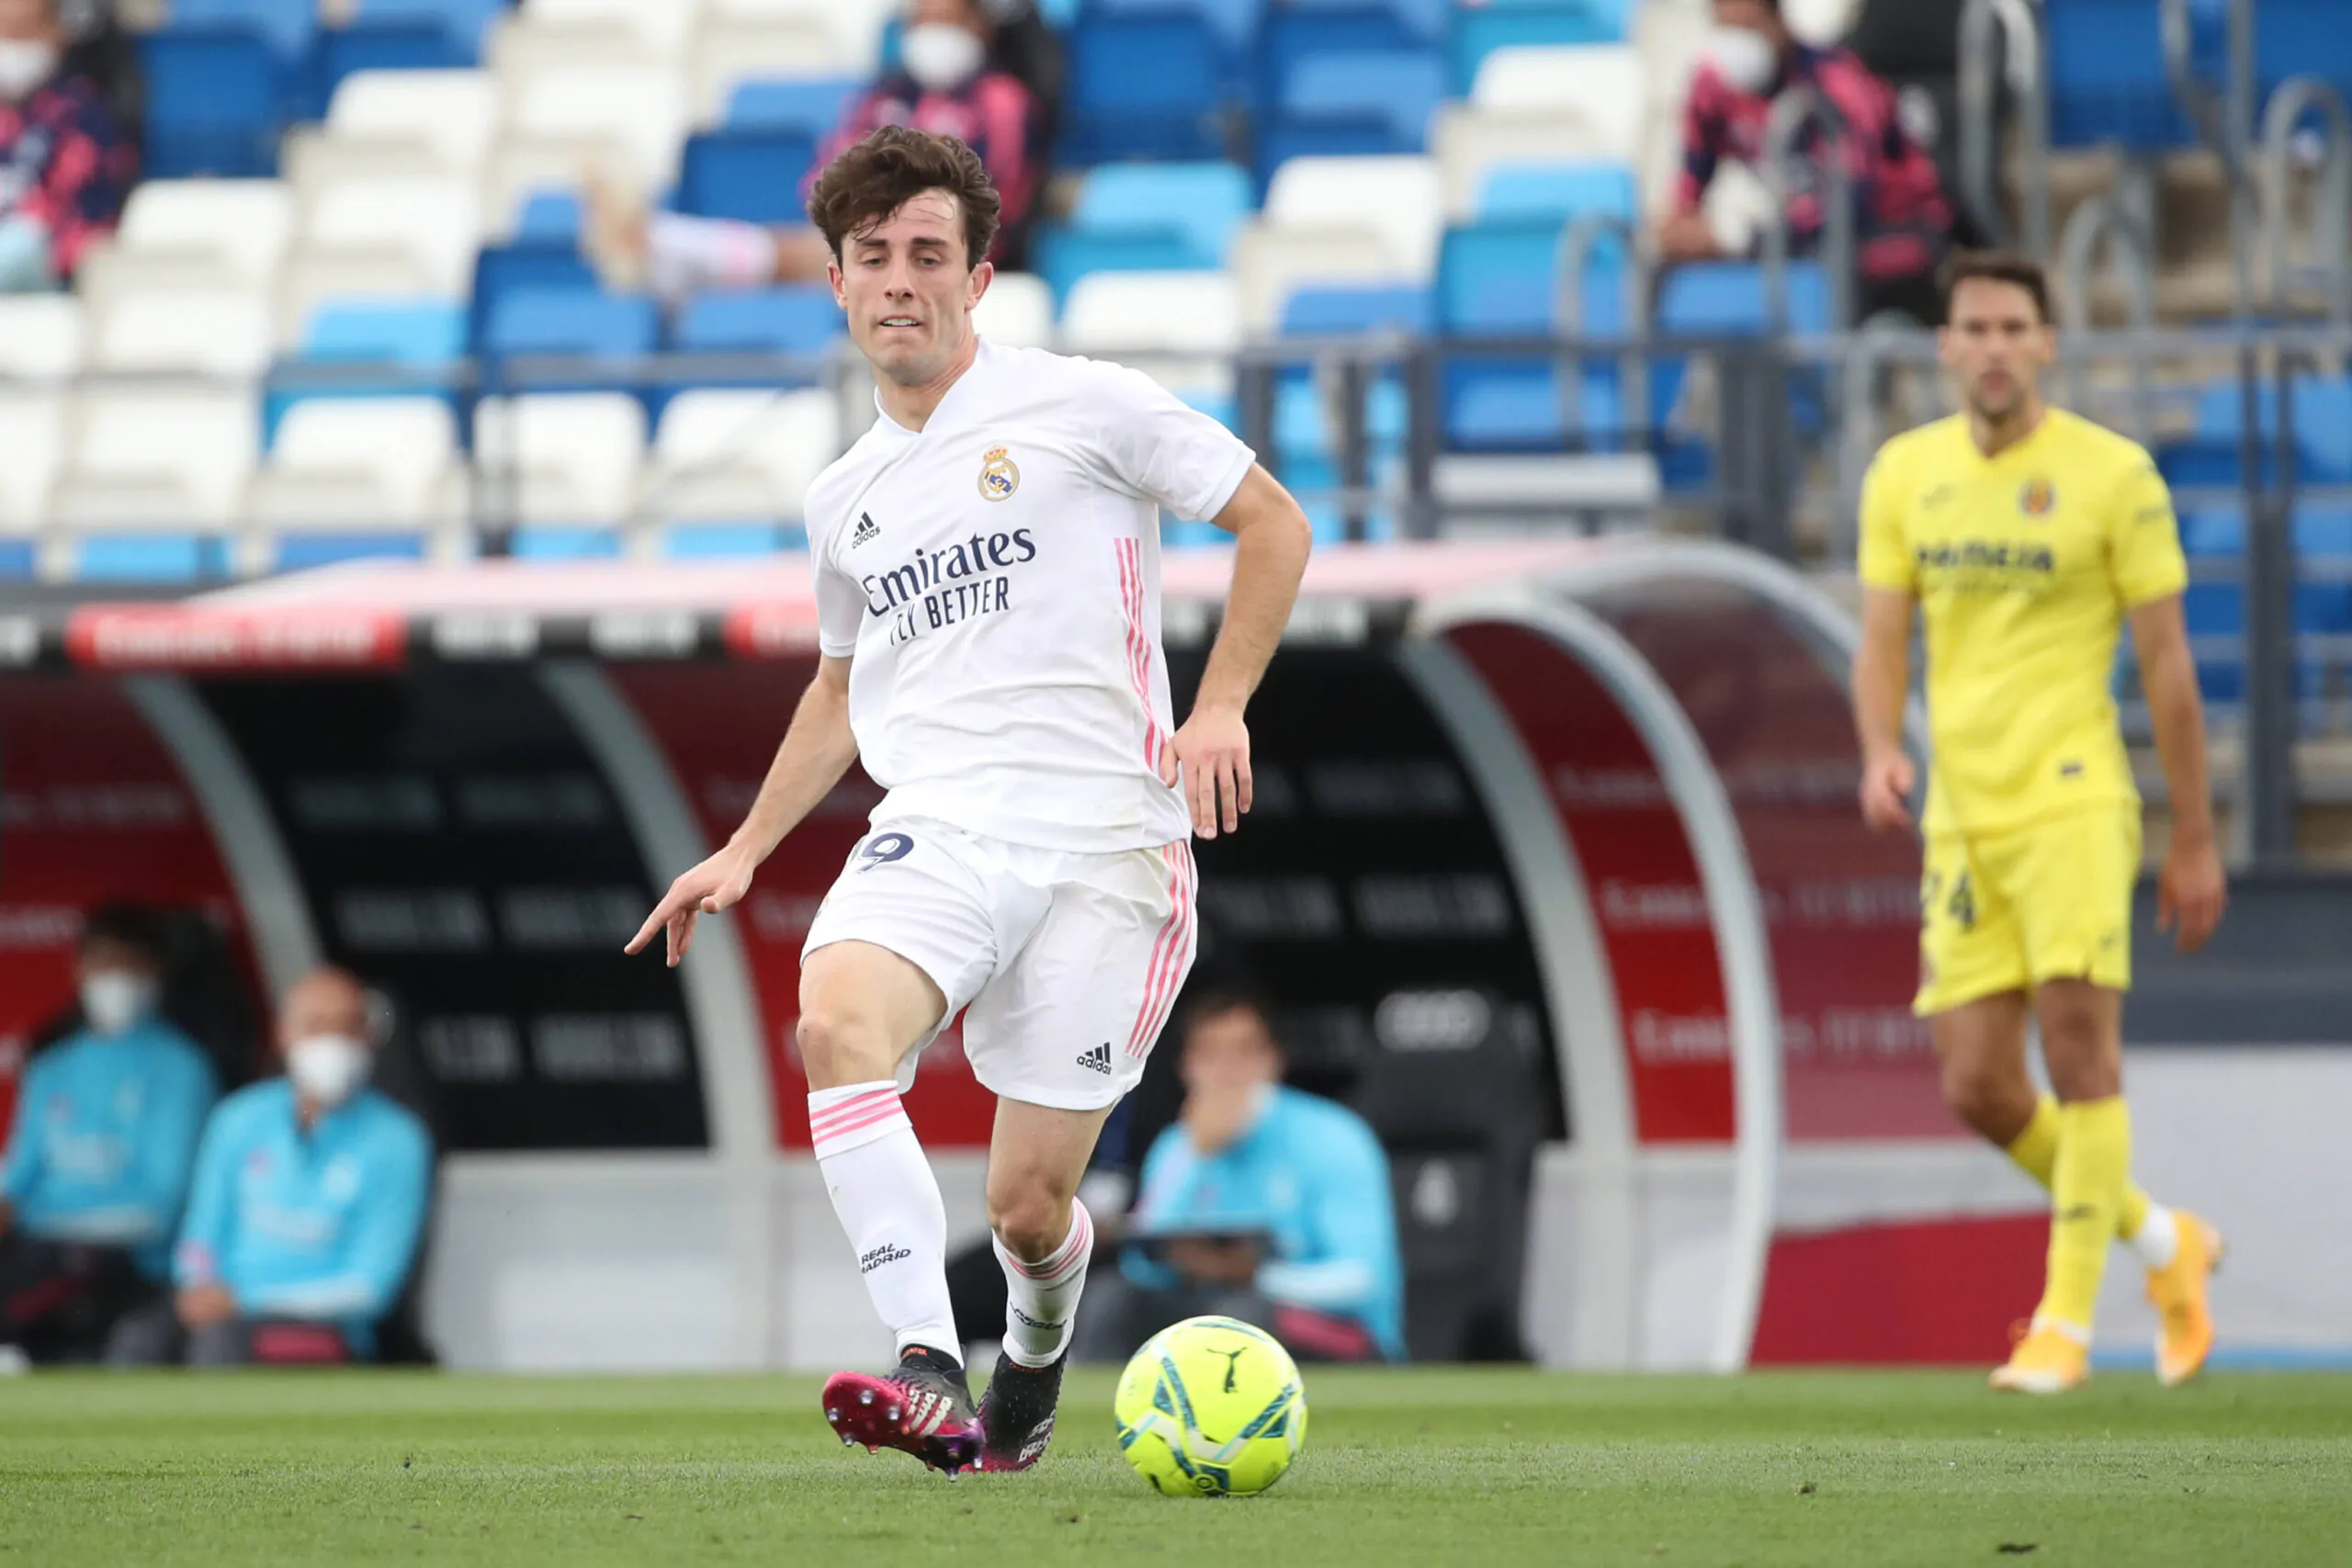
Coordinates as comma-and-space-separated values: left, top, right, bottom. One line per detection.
809, 1088, 899, 1134
1012, 1202, 1093, 1281
812, 1100, 907, 1146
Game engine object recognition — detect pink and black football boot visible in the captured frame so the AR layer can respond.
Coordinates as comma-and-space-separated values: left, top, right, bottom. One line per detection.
975, 1349, 1065, 1472
821, 1346, 981, 1477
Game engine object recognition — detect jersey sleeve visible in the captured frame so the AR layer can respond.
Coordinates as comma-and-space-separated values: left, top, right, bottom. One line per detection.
2108, 455, 2189, 607
808, 501, 865, 659
1856, 443, 1915, 593
1084, 363, 1258, 525
173, 1100, 240, 1289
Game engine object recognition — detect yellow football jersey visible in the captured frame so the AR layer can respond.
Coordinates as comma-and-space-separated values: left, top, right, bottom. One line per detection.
1859, 408, 2188, 834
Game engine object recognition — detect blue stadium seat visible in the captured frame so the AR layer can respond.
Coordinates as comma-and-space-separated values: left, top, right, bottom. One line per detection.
1436, 220, 1630, 334
302, 301, 469, 365
512, 528, 625, 560
312, 12, 487, 111
138, 27, 288, 178
1476, 161, 1637, 224
1272, 48, 1447, 152
170, 0, 314, 61
2043, 0, 2200, 150
678, 129, 822, 224
1262, 2, 1441, 107
1073, 163, 1253, 265
1033, 230, 1206, 299
1449, 0, 1628, 94
469, 243, 600, 355
485, 289, 662, 363
672, 288, 845, 355
75, 536, 231, 582
727, 77, 862, 137
2177, 377, 2352, 487
662, 523, 810, 559
1063, 7, 1230, 164
1656, 261, 1832, 335
1279, 285, 1436, 337
514, 191, 584, 247
274, 534, 431, 570
1090, 0, 1262, 54
349, 0, 507, 50
0, 541, 33, 579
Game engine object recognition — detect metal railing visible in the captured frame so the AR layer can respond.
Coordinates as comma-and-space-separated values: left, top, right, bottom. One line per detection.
2260, 76, 2352, 329
1957, 0, 2052, 260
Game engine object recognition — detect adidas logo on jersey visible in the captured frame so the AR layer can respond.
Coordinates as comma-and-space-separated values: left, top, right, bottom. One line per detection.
1076, 1042, 1114, 1075
852, 512, 881, 547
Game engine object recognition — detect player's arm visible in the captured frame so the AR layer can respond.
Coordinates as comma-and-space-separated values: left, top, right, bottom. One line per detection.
2129, 594, 2226, 952
627, 655, 859, 966
1176, 464, 1313, 838
1852, 589, 1918, 831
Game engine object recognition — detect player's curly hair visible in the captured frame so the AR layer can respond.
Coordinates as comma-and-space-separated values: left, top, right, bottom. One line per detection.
806, 125, 1001, 270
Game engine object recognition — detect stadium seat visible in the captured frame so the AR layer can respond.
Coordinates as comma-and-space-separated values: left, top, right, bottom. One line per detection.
1041, 163, 1255, 298
484, 288, 663, 364
1263, 1, 1444, 109
1474, 160, 1638, 224
138, 26, 289, 177
677, 127, 821, 223
1449, 0, 1628, 94
115, 180, 295, 288
1280, 284, 1437, 337
245, 399, 463, 568
474, 392, 648, 536
2043, 0, 2199, 150
1263, 154, 1444, 278
468, 242, 602, 356
515, 0, 702, 56
2175, 377, 2352, 487
726, 76, 862, 137
307, 176, 486, 297
687, 21, 851, 121
300, 300, 469, 365
323, 70, 502, 175
0, 392, 66, 536
348, 0, 508, 51
1232, 221, 1418, 334
90, 290, 275, 377
276, 246, 442, 347
507, 65, 690, 190
171, 0, 316, 62
970, 272, 1057, 348
1436, 220, 1630, 334
1062, 7, 1229, 164
0, 296, 85, 378
1060, 271, 1240, 394
49, 389, 258, 577
512, 190, 585, 245
1260, 50, 1450, 176
1471, 42, 1643, 125
1657, 259, 1832, 335
1432, 103, 1642, 219
641, 388, 839, 547
314, 10, 497, 108
670, 288, 844, 386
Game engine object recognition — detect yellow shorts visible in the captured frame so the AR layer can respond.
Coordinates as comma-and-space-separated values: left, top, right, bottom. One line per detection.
1914, 806, 2142, 1016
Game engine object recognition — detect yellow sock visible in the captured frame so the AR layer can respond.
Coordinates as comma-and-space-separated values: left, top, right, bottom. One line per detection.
2003, 1094, 2151, 1241
2034, 1096, 2132, 1335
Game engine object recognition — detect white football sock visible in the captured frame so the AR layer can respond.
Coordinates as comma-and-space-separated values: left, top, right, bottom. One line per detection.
645, 210, 778, 307
2129, 1202, 2181, 1270
809, 1081, 961, 1365
993, 1198, 1093, 1369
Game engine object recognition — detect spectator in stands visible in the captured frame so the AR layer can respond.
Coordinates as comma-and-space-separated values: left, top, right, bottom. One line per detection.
1657, 0, 1956, 325
0, 907, 218, 1363
107, 965, 433, 1369
0, 0, 134, 291
1073, 988, 1404, 1364
592, 0, 1050, 305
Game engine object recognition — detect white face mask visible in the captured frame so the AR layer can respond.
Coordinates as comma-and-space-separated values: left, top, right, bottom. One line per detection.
0, 39, 59, 103
1706, 25, 1780, 96
81, 972, 158, 1037
287, 1033, 372, 1109
902, 23, 985, 92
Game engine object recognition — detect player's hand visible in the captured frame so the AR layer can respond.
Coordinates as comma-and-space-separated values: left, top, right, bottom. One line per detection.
1167, 702, 1252, 840
627, 845, 757, 967
1657, 210, 1722, 263
175, 1282, 235, 1329
2157, 831, 2227, 953
1858, 748, 1917, 833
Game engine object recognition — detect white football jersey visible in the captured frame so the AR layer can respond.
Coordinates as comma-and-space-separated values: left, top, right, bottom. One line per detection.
808, 339, 1255, 852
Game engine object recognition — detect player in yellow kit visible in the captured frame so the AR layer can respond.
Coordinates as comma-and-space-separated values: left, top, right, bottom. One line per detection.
1851, 253, 2229, 1393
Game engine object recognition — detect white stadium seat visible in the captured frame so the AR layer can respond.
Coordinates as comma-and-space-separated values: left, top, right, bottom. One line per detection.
1061, 272, 1239, 399
0, 392, 67, 528
1433, 106, 1643, 220
970, 272, 1055, 349
115, 179, 294, 286
244, 400, 465, 565
527, 0, 704, 55
53, 388, 259, 527
474, 393, 647, 524
707, 0, 887, 73
306, 177, 485, 297
1263, 156, 1442, 280
326, 70, 502, 174
688, 20, 848, 119
274, 248, 442, 347
507, 65, 688, 189
642, 388, 840, 525
1473, 45, 1645, 132
1230, 222, 1410, 335
91, 288, 276, 377
0, 295, 85, 378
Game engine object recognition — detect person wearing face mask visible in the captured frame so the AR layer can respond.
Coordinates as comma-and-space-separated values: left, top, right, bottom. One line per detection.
0, 0, 134, 293
0, 907, 218, 1363
105, 966, 432, 1369
1659, 0, 1956, 326
1071, 987, 1403, 1365
594, 0, 1047, 306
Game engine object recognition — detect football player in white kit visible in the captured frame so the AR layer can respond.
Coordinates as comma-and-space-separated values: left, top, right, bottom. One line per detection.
627, 126, 1313, 1474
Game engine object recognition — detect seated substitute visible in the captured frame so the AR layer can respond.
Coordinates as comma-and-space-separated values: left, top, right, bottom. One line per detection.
0, 0, 136, 291
1076, 988, 1404, 1364
0, 907, 218, 1360
107, 966, 432, 1368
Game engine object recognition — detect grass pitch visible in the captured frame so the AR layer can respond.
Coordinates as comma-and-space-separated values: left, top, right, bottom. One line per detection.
3, 1369, 2347, 1566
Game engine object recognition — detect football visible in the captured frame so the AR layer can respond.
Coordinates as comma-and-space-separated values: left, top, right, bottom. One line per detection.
1113, 1315, 1307, 1497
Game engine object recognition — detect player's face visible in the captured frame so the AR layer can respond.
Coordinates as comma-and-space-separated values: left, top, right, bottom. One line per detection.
1940, 278, 2053, 423
830, 189, 993, 387
1180, 1007, 1283, 1098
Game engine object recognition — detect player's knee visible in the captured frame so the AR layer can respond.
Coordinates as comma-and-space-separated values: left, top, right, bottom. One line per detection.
2037, 985, 2122, 1100
796, 1005, 892, 1085
1939, 1055, 2031, 1139
988, 1184, 1071, 1263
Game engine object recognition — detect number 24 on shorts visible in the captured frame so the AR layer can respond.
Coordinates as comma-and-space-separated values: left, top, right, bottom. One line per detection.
1922, 867, 1977, 931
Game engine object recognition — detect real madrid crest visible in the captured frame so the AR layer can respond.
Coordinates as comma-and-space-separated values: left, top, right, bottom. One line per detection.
978, 445, 1020, 502
2018, 478, 2056, 518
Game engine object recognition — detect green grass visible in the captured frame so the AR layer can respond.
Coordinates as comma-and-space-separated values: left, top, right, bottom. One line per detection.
3, 1370, 2348, 1566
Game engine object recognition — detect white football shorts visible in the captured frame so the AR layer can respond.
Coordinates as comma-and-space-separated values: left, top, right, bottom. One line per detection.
801, 818, 1199, 1111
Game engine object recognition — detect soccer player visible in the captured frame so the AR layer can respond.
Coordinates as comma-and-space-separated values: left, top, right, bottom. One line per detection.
626, 127, 1312, 1472
1852, 252, 2229, 1393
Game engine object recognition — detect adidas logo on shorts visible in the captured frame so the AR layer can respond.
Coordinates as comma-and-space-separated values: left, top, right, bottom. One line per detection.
851, 511, 881, 547
1076, 1042, 1114, 1075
